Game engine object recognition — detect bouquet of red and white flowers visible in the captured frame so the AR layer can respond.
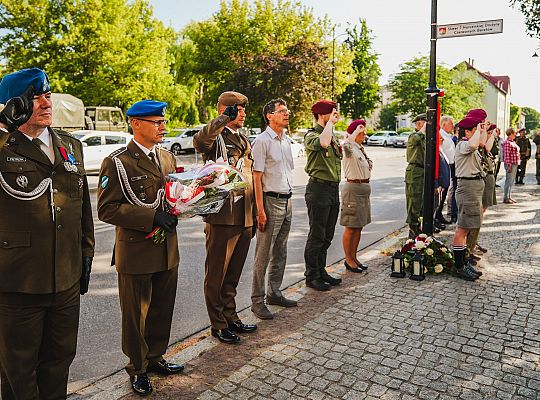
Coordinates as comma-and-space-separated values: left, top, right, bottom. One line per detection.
146, 161, 248, 243
400, 234, 454, 274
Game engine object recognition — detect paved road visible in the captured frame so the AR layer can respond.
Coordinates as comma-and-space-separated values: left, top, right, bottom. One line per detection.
71, 146, 408, 386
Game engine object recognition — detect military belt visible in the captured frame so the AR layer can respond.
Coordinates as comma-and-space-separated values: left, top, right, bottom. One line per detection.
265, 191, 292, 199
309, 177, 339, 187
457, 176, 482, 180
346, 179, 370, 184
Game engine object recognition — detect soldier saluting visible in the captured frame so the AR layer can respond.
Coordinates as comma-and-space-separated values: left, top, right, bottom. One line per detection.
97, 100, 183, 396
0, 68, 95, 399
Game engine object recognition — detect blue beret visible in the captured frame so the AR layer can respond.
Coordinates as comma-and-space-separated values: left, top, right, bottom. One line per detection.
126, 100, 167, 117
0, 68, 50, 104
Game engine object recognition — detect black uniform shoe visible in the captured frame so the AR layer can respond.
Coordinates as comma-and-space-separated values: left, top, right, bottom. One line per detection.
229, 320, 257, 334
147, 360, 184, 375
355, 261, 368, 270
434, 220, 446, 231
455, 267, 479, 281
467, 257, 478, 266
321, 274, 342, 286
306, 278, 331, 291
211, 328, 240, 344
344, 261, 363, 273
130, 373, 152, 396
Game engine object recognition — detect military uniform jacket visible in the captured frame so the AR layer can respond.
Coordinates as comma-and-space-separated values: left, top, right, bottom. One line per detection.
193, 115, 254, 227
97, 140, 179, 274
0, 128, 95, 294
405, 130, 425, 184
304, 124, 342, 183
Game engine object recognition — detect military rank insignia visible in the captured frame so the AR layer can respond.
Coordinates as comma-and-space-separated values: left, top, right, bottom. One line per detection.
101, 176, 109, 189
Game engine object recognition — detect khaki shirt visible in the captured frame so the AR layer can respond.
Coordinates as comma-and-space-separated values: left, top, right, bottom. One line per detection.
304, 124, 342, 182
0, 128, 95, 294
252, 127, 294, 194
455, 140, 485, 178
342, 141, 371, 180
97, 140, 179, 274
193, 115, 254, 227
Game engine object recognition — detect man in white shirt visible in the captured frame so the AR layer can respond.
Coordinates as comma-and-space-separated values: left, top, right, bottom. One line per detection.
438, 115, 456, 224
250, 99, 296, 320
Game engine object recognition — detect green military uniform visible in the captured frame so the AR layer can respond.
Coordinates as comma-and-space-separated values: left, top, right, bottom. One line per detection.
193, 114, 255, 330
97, 140, 179, 376
0, 128, 95, 399
405, 129, 425, 231
303, 124, 342, 281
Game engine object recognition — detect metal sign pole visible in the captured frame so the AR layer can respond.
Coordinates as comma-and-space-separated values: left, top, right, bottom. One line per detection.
423, 0, 440, 236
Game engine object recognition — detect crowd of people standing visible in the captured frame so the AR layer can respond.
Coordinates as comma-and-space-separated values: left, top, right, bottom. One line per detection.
1, 66, 539, 398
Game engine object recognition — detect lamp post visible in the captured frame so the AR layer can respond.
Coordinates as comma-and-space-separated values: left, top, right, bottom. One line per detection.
332, 27, 349, 101
422, 0, 441, 236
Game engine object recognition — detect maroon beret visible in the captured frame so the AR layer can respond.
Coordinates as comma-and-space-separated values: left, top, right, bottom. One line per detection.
311, 100, 336, 115
466, 108, 487, 121
487, 123, 497, 132
457, 116, 482, 129
347, 119, 366, 134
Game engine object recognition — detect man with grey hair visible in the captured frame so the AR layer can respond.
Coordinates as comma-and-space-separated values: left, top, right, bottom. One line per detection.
438, 115, 457, 224
250, 98, 296, 320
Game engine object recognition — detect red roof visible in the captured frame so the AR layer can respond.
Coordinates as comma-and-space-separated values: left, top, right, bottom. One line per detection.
463, 62, 510, 94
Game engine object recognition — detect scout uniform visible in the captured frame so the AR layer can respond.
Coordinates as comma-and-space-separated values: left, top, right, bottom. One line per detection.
0, 69, 95, 399
192, 91, 256, 335
97, 101, 180, 381
405, 113, 426, 236
303, 100, 342, 286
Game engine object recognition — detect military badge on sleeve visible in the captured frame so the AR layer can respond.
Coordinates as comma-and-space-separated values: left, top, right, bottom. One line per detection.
101, 175, 109, 189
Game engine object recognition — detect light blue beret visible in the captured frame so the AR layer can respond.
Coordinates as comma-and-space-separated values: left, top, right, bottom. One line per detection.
126, 100, 167, 117
0, 68, 50, 104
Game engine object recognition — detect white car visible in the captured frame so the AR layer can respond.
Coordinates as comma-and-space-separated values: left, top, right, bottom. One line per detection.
161, 128, 200, 155
367, 131, 399, 146
72, 130, 132, 174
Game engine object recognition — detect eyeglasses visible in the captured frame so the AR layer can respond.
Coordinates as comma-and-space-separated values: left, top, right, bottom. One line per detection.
271, 108, 291, 115
133, 118, 168, 127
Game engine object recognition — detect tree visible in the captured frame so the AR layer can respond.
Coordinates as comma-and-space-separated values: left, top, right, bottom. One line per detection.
388, 56, 485, 119
511, 0, 540, 38
181, 0, 354, 127
522, 106, 540, 131
338, 20, 381, 119
0, 0, 191, 122
510, 103, 522, 127
378, 102, 400, 130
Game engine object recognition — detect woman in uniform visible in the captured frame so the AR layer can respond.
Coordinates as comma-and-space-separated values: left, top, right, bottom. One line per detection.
451, 113, 492, 281
340, 119, 372, 273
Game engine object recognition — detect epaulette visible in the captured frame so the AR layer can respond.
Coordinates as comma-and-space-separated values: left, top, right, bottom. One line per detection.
109, 147, 128, 158
157, 146, 174, 157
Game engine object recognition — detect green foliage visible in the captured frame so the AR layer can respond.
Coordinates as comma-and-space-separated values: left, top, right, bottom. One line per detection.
0, 0, 190, 121
397, 127, 412, 133
522, 106, 540, 131
378, 102, 400, 130
388, 56, 485, 119
181, 0, 355, 128
511, 0, 540, 38
338, 20, 381, 119
510, 103, 522, 127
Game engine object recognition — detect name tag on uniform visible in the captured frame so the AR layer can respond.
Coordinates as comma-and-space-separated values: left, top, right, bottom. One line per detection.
6, 157, 26, 162
130, 175, 148, 182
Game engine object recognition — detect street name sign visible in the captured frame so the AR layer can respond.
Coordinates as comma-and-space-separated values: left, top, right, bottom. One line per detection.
437, 19, 503, 39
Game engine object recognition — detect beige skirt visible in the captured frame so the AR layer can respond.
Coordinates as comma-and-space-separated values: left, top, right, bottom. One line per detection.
482, 173, 497, 208
340, 182, 371, 228
456, 178, 484, 229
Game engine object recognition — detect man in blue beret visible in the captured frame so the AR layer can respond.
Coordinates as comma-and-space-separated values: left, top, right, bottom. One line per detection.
0, 68, 95, 398
98, 100, 183, 396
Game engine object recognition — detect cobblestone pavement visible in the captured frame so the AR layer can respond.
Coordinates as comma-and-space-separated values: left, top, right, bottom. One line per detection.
190, 185, 540, 400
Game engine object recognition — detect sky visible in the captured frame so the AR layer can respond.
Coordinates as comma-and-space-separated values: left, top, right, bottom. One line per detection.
149, 0, 540, 111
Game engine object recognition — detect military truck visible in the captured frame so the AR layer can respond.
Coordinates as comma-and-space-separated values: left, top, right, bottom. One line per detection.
51, 93, 127, 132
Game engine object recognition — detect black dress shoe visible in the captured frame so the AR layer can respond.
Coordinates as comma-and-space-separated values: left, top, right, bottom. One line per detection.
147, 359, 184, 375
130, 373, 152, 396
306, 278, 331, 291
211, 327, 240, 344
434, 220, 446, 230
355, 260, 368, 270
321, 274, 342, 286
344, 261, 363, 273
229, 320, 257, 334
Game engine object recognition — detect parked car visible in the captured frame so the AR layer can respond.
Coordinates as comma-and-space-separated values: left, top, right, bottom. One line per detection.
71, 130, 132, 173
248, 134, 304, 157
161, 128, 200, 155
393, 132, 413, 148
367, 131, 399, 146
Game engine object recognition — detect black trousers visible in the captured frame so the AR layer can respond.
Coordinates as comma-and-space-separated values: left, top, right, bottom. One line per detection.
304, 180, 340, 280
0, 284, 80, 400
434, 187, 449, 221
516, 158, 528, 183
